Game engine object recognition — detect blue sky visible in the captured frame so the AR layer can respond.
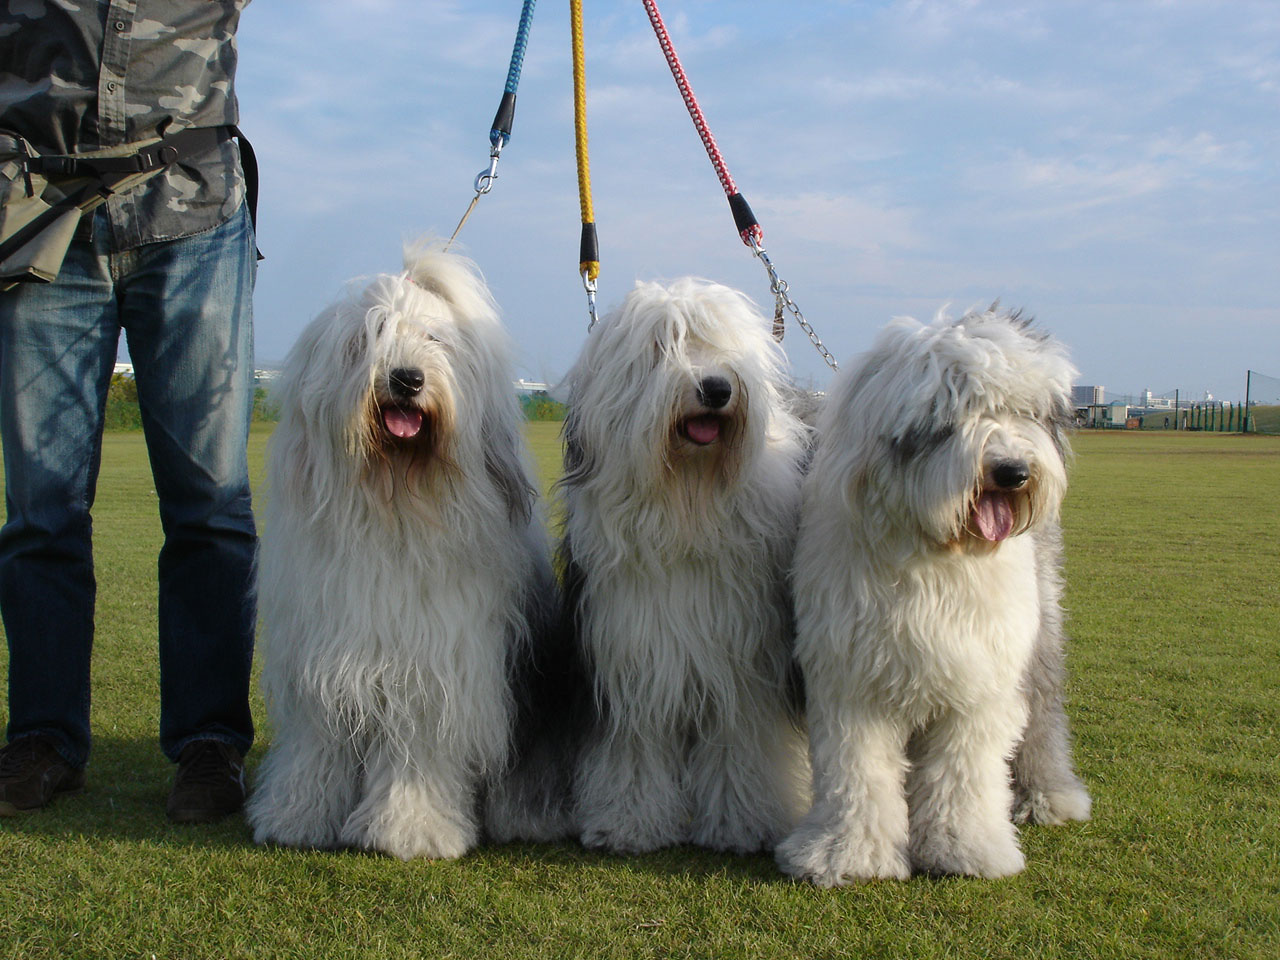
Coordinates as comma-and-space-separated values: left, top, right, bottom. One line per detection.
236, 0, 1279, 402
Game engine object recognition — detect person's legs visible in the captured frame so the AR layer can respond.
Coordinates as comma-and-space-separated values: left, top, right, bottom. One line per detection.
0, 224, 120, 770
119, 203, 257, 764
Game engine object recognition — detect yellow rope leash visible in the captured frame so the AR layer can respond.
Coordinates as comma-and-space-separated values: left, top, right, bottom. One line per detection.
571, 0, 594, 253
570, 0, 600, 326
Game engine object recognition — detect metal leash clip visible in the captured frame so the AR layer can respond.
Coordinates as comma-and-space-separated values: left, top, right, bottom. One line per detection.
583, 273, 599, 330
474, 140, 503, 196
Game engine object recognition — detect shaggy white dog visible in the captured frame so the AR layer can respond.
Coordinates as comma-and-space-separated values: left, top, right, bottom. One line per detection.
776, 308, 1091, 884
560, 278, 811, 855
245, 243, 562, 860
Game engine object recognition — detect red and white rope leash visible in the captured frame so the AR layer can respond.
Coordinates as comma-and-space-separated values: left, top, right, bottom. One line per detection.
640, 0, 838, 370
640, 0, 762, 248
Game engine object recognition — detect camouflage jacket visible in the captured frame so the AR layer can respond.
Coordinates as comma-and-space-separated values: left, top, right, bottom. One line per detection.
0, 0, 251, 251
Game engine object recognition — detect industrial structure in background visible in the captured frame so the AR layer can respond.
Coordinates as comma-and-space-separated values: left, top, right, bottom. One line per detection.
1070, 380, 1274, 433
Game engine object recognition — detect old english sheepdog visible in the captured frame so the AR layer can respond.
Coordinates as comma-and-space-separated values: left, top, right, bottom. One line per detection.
245, 243, 566, 860
560, 278, 812, 855
776, 308, 1091, 884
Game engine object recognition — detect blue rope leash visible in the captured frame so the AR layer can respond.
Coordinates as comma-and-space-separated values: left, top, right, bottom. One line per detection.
490, 0, 538, 147
448, 0, 539, 246
504, 0, 537, 95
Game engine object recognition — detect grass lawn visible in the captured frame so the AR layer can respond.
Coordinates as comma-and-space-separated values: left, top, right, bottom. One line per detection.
1, 425, 1278, 959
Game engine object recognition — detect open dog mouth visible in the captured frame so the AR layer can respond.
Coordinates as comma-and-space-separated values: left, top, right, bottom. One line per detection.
381, 404, 424, 440
971, 490, 1016, 542
681, 414, 723, 446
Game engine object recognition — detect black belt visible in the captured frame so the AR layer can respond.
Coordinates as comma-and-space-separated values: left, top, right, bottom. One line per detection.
21, 125, 259, 237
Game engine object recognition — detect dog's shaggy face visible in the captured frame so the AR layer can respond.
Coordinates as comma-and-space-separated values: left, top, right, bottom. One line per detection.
822, 308, 1077, 554
356, 288, 459, 486
271, 245, 530, 518
563, 278, 796, 507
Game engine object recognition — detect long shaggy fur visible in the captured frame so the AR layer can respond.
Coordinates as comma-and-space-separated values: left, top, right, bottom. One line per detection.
776, 307, 1091, 885
561, 278, 811, 855
245, 243, 563, 860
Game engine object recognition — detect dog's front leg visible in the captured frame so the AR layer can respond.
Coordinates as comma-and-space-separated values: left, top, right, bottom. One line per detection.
246, 701, 359, 850
340, 733, 479, 861
775, 706, 911, 885
687, 696, 808, 854
907, 701, 1027, 878
575, 725, 690, 854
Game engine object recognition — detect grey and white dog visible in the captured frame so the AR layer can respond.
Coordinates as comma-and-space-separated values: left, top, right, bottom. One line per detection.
246, 244, 565, 859
777, 308, 1091, 884
560, 278, 812, 855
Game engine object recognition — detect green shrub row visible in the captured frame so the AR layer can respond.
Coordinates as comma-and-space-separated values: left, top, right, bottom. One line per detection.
106, 376, 564, 430
104, 375, 279, 430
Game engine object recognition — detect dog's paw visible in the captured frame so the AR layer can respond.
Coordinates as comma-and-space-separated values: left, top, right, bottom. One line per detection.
775, 820, 911, 886
911, 829, 1025, 879
1012, 783, 1092, 826
580, 825, 681, 855
690, 803, 789, 855
246, 793, 345, 851
340, 792, 479, 861
374, 829, 474, 862
579, 815, 686, 855
485, 788, 577, 845
250, 818, 343, 851
342, 814, 476, 861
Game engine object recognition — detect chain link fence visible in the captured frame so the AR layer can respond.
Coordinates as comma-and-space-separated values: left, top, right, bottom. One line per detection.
1244, 370, 1280, 435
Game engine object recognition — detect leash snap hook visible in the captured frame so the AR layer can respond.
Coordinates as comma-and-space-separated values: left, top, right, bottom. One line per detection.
474, 141, 504, 195
582, 273, 599, 330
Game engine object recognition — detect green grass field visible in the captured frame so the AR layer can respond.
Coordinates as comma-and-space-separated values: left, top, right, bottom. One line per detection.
1, 425, 1278, 959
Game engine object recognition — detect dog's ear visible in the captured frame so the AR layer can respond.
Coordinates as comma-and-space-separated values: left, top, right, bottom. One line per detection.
341, 327, 368, 373
480, 412, 536, 524
486, 447, 535, 525
1048, 395, 1074, 461
557, 406, 596, 490
340, 305, 389, 376
555, 533, 607, 725
890, 422, 955, 464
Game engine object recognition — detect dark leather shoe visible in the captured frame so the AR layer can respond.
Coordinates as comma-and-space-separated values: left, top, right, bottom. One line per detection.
167, 739, 246, 823
0, 735, 85, 815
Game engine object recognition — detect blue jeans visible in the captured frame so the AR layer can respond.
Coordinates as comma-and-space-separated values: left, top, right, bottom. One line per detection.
0, 204, 257, 769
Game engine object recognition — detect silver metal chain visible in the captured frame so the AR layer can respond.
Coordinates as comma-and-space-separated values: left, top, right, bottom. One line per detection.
750, 237, 838, 371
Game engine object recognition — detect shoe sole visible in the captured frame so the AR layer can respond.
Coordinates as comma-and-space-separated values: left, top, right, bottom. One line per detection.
0, 782, 84, 817
166, 804, 243, 824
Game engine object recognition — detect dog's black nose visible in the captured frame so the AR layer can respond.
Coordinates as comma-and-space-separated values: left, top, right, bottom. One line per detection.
698, 376, 732, 410
993, 460, 1030, 490
389, 367, 425, 398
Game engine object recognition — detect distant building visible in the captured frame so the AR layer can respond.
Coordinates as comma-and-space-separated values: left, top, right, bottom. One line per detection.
1084, 401, 1129, 428
1137, 389, 1174, 411
1072, 385, 1104, 406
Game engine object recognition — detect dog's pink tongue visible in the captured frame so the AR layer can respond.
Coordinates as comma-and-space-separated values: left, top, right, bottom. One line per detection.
973, 492, 1015, 542
383, 406, 423, 439
685, 415, 721, 445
